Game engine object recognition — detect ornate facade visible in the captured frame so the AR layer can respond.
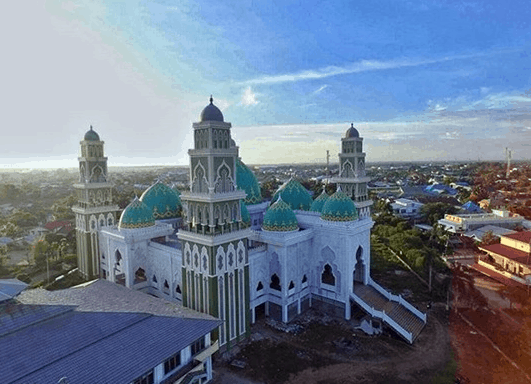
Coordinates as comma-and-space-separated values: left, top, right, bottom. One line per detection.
72, 126, 119, 279
90, 98, 426, 347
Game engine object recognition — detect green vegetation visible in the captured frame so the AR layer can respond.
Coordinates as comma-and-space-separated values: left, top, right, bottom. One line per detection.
421, 202, 458, 226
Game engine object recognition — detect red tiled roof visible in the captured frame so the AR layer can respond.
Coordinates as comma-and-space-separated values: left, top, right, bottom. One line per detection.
479, 243, 531, 266
44, 221, 72, 231
503, 231, 531, 243
471, 263, 526, 288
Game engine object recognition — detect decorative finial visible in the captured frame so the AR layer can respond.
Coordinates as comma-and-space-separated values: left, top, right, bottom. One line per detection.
337, 185, 342, 193
210, 95, 213, 104
90, 125, 93, 131
351, 123, 354, 128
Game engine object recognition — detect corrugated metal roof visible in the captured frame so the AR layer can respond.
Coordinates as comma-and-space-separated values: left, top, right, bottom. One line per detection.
3, 279, 222, 384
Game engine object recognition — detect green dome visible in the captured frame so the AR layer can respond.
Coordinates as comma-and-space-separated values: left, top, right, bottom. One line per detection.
84, 126, 100, 141
321, 188, 358, 222
310, 190, 330, 213
272, 178, 313, 211
262, 197, 299, 232
119, 197, 155, 229
140, 181, 181, 219
240, 200, 251, 225
236, 158, 262, 205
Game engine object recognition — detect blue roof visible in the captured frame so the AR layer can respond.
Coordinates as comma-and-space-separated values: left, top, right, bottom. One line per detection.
140, 181, 181, 219
236, 158, 262, 205
272, 178, 313, 211
2, 304, 221, 384
200, 96, 224, 122
83, 125, 100, 141
462, 201, 482, 213
0, 279, 28, 302
424, 184, 457, 196
119, 197, 155, 229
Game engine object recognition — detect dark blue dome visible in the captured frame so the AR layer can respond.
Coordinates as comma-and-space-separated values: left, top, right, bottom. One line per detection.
345, 123, 359, 138
84, 126, 100, 141
200, 96, 224, 122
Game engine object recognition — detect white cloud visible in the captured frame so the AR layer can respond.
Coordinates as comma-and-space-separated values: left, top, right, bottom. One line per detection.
242, 52, 493, 85
313, 85, 328, 95
240, 86, 259, 106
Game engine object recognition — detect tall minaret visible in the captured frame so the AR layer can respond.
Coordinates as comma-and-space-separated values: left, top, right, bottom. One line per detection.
330, 123, 373, 218
72, 126, 119, 279
178, 97, 251, 348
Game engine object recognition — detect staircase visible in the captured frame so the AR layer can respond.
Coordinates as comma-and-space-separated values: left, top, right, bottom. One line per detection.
352, 282, 426, 343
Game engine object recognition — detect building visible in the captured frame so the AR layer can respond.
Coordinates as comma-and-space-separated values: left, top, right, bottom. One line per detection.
390, 198, 424, 220
82, 98, 426, 346
3, 279, 220, 384
438, 211, 524, 233
477, 231, 531, 286
72, 126, 119, 279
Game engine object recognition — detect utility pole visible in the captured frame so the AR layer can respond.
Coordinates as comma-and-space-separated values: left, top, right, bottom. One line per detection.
326, 150, 330, 180
505, 147, 512, 179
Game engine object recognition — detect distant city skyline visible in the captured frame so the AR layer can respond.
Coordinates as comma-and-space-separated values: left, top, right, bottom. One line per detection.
2, 1, 531, 169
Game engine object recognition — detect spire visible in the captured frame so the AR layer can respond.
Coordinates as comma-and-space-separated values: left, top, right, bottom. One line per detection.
210, 95, 213, 104
90, 125, 93, 131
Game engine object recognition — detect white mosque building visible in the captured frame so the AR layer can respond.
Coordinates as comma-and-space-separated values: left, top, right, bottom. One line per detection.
73, 98, 426, 349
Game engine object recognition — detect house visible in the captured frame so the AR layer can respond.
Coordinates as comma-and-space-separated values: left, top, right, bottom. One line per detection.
477, 231, 531, 286
390, 198, 424, 219
4, 279, 221, 384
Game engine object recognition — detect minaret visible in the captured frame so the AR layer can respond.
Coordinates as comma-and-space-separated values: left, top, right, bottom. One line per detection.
330, 123, 373, 218
178, 97, 251, 348
72, 126, 119, 279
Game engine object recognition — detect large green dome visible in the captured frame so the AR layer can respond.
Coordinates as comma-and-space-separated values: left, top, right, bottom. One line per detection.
240, 200, 251, 225
140, 181, 181, 219
236, 158, 262, 205
119, 197, 155, 229
310, 190, 330, 213
321, 189, 358, 222
262, 197, 299, 232
272, 178, 313, 211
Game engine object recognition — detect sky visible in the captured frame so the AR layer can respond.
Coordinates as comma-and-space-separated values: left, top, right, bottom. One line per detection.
2, 0, 531, 169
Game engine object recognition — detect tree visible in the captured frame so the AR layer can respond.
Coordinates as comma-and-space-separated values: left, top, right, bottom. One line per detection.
421, 202, 458, 226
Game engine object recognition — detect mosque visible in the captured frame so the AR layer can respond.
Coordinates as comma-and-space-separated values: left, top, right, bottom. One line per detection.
72, 97, 426, 349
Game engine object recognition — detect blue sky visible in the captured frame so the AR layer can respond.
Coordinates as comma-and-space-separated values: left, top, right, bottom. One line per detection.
2, 0, 531, 168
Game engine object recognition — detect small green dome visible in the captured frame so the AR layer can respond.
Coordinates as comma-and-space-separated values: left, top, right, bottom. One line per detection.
321, 188, 358, 222
272, 178, 313, 211
310, 190, 330, 213
236, 159, 262, 205
262, 197, 299, 232
240, 200, 251, 225
140, 181, 181, 219
84, 126, 100, 141
119, 197, 155, 229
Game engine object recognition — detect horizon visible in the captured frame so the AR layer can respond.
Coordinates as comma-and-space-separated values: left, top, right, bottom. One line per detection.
2, 1, 530, 169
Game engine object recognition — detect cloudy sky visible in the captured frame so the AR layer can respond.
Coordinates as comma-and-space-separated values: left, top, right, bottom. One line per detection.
2, 0, 531, 168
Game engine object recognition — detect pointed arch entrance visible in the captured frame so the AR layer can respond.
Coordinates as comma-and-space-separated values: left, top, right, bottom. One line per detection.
353, 246, 365, 285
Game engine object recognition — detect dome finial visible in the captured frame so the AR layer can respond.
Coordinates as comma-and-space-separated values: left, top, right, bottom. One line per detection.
90, 125, 93, 131
210, 95, 213, 104
351, 123, 354, 128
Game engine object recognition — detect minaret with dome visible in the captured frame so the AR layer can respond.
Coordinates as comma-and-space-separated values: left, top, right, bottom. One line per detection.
72, 126, 119, 279
178, 97, 252, 347
330, 123, 373, 218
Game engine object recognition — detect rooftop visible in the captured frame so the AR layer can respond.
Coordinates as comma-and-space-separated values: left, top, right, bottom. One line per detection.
503, 231, 531, 244
479, 243, 531, 266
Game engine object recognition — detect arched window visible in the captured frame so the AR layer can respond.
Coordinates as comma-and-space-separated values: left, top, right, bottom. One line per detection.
321, 264, 335, 286
270, 274, 281, 291
288, 281, 295, 290
152, 275, 158, 283
115, 250, 122, 265
176, 285, 181, 294
256, 281, 263, 291
164, 280, 170, 290
134, 268, 147, 284
302, 274, 307, 284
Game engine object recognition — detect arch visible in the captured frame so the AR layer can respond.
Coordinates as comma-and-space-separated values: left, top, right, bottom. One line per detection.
321, 264, 336, 286
354, 245, 365, 284
256, 281, 263, 291
192, 161, 208, 193
301, 274, 308, 284
134, 267, 147, 284
341, 160, 354, 178
90, 165, 106, 182
288, 281, 295, 290
214, 160, 234, 193
176, 285, 181, 294
164, 280, 170, 291
213, 130, 218, 149
152, 274, 158, 283
115, 250, 122, 265
270, 274, 281, 291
